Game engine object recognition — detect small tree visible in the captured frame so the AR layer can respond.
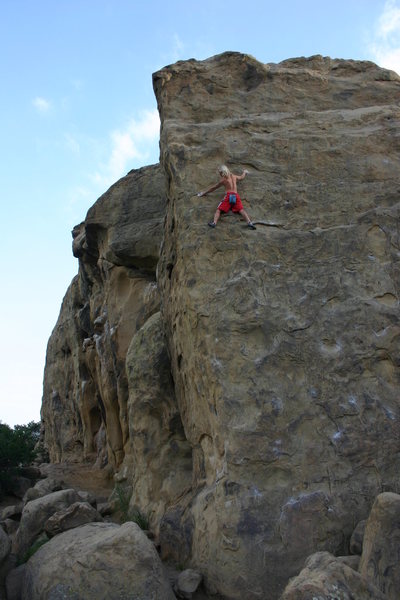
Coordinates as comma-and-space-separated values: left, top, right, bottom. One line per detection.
0, 420, 40, 496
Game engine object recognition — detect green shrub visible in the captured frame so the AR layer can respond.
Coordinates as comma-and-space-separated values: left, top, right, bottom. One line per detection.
113, 484, 131, 522
18, 535, 49, 565
129, 509, 149, 530
113, 484, 149, 529
0, 420, 40, 497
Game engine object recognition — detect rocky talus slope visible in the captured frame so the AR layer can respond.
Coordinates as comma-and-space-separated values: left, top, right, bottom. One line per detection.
39, 52, 400, 599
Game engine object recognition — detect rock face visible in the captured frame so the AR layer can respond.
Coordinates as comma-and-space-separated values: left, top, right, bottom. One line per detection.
23, 476, 62, 504
123, 310, 192, 535
41, 52, 400, 598
13, 488, 82, 559
280, 492, 400, 598
153, 52, 400, 598
359, 492, 400, 599
349, 519, 366, 555
0, 527, 11, 564
44, 501, 103, 538
175, 568, 203, 599
279, 551, 387, 599
21, 522, 176, 600
41, 164, 165, 468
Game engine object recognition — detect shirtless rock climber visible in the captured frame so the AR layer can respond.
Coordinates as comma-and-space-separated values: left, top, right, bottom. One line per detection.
197, 165, 256, 229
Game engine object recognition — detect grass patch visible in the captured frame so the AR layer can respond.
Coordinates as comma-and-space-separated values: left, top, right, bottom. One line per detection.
113, 484, 149, 529
18, 535, 49, 565
129, 509, 150, 530
113, 484, 131, 521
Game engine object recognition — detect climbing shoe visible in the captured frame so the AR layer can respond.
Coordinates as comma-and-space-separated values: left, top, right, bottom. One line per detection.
208, 221, 216, 228
248, 222, 256, 230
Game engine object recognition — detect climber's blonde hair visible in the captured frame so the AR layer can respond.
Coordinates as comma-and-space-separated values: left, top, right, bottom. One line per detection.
218, 165, 230, 178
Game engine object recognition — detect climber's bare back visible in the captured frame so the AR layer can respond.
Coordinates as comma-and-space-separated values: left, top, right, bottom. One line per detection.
219, 172, 246, 193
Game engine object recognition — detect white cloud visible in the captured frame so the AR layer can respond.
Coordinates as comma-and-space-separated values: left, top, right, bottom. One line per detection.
62, 109, 160, 223
33, 96, 51, 113
377, 0, 400, 38
91, 109, 160, 189
370, 0, 400, 74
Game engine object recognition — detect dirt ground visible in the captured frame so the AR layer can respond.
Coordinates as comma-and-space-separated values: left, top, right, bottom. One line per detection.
39, 461, 114, 503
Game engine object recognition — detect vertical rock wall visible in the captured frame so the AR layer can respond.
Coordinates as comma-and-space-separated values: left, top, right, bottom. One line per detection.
42, 165, 166, 468
153, 53, 400, 598
41, 52, 400, 599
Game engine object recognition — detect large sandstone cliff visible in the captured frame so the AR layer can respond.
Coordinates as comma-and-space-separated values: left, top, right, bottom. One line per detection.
42, 165, 165, 466
41, 52, 400, 599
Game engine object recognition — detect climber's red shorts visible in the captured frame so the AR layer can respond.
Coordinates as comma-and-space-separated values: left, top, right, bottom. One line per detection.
217, 192, 243, 213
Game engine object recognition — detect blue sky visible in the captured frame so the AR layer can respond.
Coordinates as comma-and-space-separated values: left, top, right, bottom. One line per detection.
1, 0, 399, 427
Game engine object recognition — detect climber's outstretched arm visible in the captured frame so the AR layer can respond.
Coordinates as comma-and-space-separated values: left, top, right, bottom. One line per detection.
197, 179, 224, 197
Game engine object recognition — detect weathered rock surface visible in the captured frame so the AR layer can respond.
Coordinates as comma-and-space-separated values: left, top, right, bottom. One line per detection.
13, 488, 81, 559
41, 164, 165, 468
123, 311, 192, 535
6, 564, 26, 600
279, 551, 387, 599
44, 501, 103, 538
0, 555, 17, 600
1, 504, 22, 521
21, 522, 176, 600
175, 568, 203, 599
7, 477, 32, 500
39, 462, 113, 503
40, 51, 400, 599
76, 490, 97, 506
0, 526, 12, 599
359, 492, 400, 599
350, 519, 366, 555
0, 527, 10, 564
153, 52, 400, 598
23, 476, 63, 505
0, 519, 18, 538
